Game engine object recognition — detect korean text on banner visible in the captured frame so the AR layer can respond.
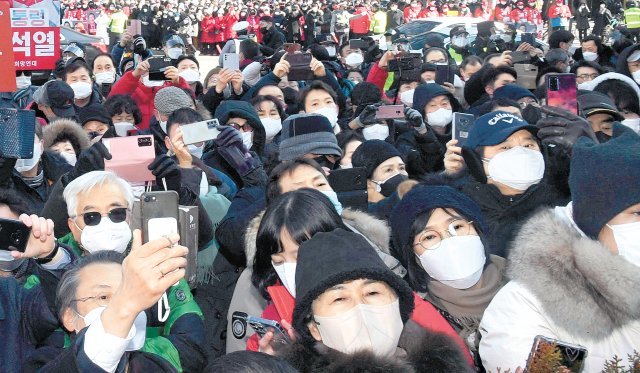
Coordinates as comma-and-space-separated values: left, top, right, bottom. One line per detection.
10, 0, 60, 70
0, 2, 17, 92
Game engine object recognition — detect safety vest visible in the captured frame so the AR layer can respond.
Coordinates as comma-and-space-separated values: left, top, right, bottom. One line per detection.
626, 7, 640, 29
110, 12, 128, 33
370, 11, 387, 34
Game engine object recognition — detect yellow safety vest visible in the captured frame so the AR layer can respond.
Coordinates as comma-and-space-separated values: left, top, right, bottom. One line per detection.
370, 11, 387, 34
625, 7, 640, 29
110, 12, 128, 34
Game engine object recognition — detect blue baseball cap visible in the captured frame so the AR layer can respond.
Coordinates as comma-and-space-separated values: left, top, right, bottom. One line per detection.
465, 111, 538, 149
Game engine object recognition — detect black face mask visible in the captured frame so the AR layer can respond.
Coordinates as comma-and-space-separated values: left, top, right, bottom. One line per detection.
595, 131, 612, 143
282, 87, 298, 105
312, 155, 335, 169
88, 131, 102, 140
521, 104, 541, 125
260, 26, 269, 34
374, 173, 408, 197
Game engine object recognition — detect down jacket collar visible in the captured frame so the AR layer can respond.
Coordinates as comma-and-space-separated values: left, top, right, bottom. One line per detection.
507, 208, 640, 341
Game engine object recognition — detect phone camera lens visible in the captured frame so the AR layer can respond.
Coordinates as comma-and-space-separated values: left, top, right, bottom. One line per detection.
232, 318, 247, 339
144, 196, 151, 202
10, 231, 21, 244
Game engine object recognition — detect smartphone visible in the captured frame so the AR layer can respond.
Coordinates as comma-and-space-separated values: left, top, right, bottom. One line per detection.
515, 64, 538, 89
126, 19, 142, 35
452, 112, 475, 147
103, 135, 156, 184
349, 39, 369, 50
221, 53, 240, 71
521, 32, 536, 45
100, 82, 112, 98
435, 64, 454, 86
375, 105, 405, 120
247, 315, 291, 345
148, 56, 173, 81
546, 73, 578, 114
284, 52, 314, 81
510, 51, 531, 64
141, 191, 179, 244
283, 43, 301, 53
0, 218, 30, 253
327, 167, 368, 212
0, 109, 36, 159
525, 336, 588, 373
180, 119, 220, 145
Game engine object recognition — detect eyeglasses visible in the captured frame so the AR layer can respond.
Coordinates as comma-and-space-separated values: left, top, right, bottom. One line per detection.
577, 73, 598, 81
227, 122, 253, 132
73, 207, 129, 227
73, 292, 112, 307
414, 220, 475, 250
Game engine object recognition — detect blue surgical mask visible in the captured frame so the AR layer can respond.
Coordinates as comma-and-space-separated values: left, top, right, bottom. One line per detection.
321, 190, 343, 215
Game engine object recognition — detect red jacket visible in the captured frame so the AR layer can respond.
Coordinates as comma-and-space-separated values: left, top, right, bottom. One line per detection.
213, 16, 226, 43
246, 285, 474, 366
224, 12, 239, 40
525, 6, 543, 25
492, 5, 512, 22
510, 7, 526, 23
247, 15, 261, 42
350, 7, 371, 34
200, 16, 216, 44
108, 71, 190, 129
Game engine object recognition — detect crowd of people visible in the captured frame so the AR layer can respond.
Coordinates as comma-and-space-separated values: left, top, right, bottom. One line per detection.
2, 0, 640, 371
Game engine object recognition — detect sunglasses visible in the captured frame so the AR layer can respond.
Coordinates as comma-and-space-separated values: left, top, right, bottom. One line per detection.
77, 207, 129, 226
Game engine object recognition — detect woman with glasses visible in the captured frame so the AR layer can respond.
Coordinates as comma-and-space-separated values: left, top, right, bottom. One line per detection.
390, 183, 506, 367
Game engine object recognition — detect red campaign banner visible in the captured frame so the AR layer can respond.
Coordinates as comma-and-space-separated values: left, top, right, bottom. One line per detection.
12, 26, 59, 70
0, 2, 17, 92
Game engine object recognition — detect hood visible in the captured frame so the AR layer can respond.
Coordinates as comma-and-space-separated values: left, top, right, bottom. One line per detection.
244, 208, 392, 268
412, 83, 461, 118
41, 150, 74, 181
214, 100, 266, 155
42, 118, 91, 155
508, 208, 640, 341
616, 43, 640, 80
580, 72, 640, 103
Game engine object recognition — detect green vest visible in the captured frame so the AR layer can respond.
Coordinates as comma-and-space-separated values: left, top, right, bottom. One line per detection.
110, 12, 128, 33
371, 11, 387, 34
625, 7, 640, 29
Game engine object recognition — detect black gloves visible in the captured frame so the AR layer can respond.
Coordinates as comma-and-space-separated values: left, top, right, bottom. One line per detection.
404, 107, 424, 129
213, 125, 254, 176
536, 106, 598, 153
67, 141, 112, 181
148, 154, 181, 191
133, 35, 147, 55
355, 104, 380, 127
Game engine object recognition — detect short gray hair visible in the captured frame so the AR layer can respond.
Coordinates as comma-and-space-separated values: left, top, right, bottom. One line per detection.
56, 251, 123, 320
545, 48, 570, 65
63, 171, 134, 218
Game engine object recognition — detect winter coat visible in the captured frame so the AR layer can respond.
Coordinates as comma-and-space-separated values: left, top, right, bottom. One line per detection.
460, 180, 565, 258
575, 5, 590, 30
224, 12, 239, 40
616, 44, 640, 83
200, 16, 216, 44
573, 46, 615, 69
279, 320, 474, 373
0, 86, 38, 110
107, 71, 191, 129
479, 208, 640, 372
42, 119, 90, 157
260, 26, 287, 56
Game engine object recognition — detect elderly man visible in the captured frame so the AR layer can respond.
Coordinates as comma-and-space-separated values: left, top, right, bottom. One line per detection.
54, 170, 207, 372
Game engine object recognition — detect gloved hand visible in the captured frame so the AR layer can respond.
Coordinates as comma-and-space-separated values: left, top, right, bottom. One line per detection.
213, 125, 254, 175
68, 141, 112, 181
53, 58, 66, 79
133, 35, 147, 55
536, 106, 598, 153
354, 104, 380, 127
405, 107, 426, 132
148, 154, 181, 191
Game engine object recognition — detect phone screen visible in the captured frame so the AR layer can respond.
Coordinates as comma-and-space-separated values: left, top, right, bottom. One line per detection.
435, 64, 453, 85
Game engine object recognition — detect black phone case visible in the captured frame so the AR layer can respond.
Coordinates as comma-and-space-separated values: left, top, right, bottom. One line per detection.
0, 218, 30, 253
141, 191, 179, 244
453, 113, 475, 148
0, 109, 36, 159
148, 57, 173, 81
328, 168, 368, 212
435, 64, 454, 85
285, 53, 315, 81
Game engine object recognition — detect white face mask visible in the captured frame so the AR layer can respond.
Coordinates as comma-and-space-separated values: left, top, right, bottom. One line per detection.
143, 75, 165, 87
15, 142, 41, 173
0, 250, 25, 271
272, 261, 297, 297
340, 163, 353, 169
483, 146, 545, 191
582, 51, 598, 62
261, 117, 282, 142
321, 189, 343, 215
345, 53, 364, 68
399, 89, 415, 107
241, 131, 253, 150
70, 81, 93, 100
417, 235, 486, 289
188, 143, 204, 158
79, 306, 147, 351
59, 151, 77, 166
426, 108, 453, 127
114, 122, 136, 137
79, 219, 132, 254
16, 75, 31, 90
178, 68, 200, 83
95, 71, 116, 85
621, 118, 640, 134
607, 221, 640, 267
452, 35, 469, 48
313, 106, 339, 128
362, 123, 390, 141
325, 46, 336, 57
501, 34, 512, 43
576, 82, 590, 90
159, 120, 168, 134
315, 299, 403, 357
632, 70, 640, 84
167, 47, 184, 59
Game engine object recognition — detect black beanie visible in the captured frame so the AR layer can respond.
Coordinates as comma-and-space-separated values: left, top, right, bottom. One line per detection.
79, 104, 112, 126
350, 82, 381, 117
571, 124, 640, 238
292, 229, 415, 345
351, 140, 402, 178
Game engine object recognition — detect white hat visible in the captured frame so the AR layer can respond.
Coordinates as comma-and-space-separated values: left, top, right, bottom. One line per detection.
232, 21, 249, 32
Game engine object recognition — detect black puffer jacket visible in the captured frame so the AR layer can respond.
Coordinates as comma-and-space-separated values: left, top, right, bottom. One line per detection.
616, 43, 640, 83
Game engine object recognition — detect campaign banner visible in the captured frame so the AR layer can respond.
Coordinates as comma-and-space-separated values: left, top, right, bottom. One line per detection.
0, 2, 17, 92
9, 0, 60, 70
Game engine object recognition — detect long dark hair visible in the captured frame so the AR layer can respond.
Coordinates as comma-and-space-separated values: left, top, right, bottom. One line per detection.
400, 208, 489, 293
251, 188, 347, 300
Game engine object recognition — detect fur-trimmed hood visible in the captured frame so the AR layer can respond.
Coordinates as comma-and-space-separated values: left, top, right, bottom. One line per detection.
278, 320, 473, 373
42, 119, 90, 155
244, 208, 392, 268
508, 208, 640, 341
